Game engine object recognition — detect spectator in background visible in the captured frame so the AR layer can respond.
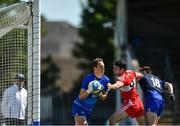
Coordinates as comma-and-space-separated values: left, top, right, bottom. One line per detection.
138, 66, 175, 125
1, 73, 27, 126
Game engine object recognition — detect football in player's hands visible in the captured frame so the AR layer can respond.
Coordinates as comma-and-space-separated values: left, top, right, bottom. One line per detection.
88, 80, 103, 95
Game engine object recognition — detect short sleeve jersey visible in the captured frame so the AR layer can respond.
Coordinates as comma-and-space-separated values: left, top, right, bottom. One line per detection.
74, 73, 110, 111
139, 74, 166, 101
117, 70, 139, 100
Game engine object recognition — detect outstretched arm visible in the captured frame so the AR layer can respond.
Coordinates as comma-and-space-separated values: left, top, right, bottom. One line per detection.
107, 81, 124, 90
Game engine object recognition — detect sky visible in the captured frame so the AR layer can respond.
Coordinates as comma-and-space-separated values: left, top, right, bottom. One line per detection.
41, 0, 83, 27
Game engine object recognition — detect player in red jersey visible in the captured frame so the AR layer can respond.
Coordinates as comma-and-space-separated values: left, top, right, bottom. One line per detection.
107, 59, 145, 125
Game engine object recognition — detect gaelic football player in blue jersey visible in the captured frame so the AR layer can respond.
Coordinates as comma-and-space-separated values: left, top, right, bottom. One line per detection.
139, 66, 175, 125
72, 58, 110, 125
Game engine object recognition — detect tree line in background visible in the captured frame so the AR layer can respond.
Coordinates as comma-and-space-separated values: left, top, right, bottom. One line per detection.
0, 0, 20, 7
41, 0, 117, 93
1, 0, 117, 93
0, 0, 28, 89
1, 0, 117, 124
0, 28, 27, 93
42, 0, 117, 93
72, 0, 117, 89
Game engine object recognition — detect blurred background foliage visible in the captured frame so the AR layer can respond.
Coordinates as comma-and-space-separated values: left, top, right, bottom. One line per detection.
41, 56, 61, 93
72, 0, 116, 88
0, 0, 20, 7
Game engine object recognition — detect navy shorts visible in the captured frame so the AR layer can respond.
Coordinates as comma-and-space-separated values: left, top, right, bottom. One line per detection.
145, 98, 164, 116
72, 102, 91, 120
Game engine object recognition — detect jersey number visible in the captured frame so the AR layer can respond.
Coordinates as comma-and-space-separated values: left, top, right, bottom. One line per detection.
150, 77, 160, 88
130, 78, 136, 88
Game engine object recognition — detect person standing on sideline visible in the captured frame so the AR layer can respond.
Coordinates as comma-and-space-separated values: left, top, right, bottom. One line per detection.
72, 58, 110, 125
138, 66, 175, 125
107, 59, 145, 125
1, 73, 27, 125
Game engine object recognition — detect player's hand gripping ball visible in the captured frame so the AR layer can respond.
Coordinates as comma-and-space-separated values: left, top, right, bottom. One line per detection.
88, 80, 103, 95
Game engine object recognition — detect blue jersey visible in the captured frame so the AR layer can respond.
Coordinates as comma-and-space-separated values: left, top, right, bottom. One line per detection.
73, 73, 110, 112
139, 74, 166, 101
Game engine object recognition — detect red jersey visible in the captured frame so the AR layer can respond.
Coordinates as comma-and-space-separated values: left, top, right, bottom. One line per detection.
117, 70, 139, 100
